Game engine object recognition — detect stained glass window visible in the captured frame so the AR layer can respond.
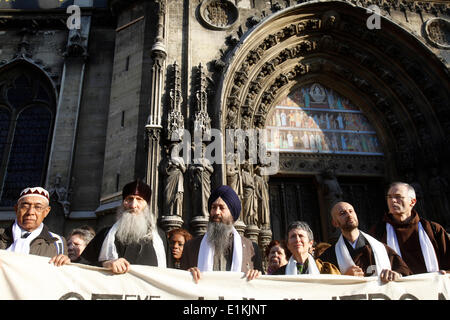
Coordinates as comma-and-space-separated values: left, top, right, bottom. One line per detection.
1, 106, 52, 206
266, 83, 383, 155
0, 70, 54, 207
0, 107, 10, 160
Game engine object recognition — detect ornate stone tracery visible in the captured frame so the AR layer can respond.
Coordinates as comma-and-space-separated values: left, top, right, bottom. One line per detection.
220, 3, 448, 181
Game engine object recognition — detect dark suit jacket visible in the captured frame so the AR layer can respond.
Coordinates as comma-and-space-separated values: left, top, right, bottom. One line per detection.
180, 233, 263, 272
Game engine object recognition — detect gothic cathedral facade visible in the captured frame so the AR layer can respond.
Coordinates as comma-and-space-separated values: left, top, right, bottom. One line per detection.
0, 0, 449, 253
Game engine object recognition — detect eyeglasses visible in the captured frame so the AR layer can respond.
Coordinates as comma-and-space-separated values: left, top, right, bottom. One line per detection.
18, 203, 48, 213
386, 195, 407, 201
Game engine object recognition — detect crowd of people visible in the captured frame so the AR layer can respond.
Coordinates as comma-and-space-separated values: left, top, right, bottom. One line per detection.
0, 180, 449, 287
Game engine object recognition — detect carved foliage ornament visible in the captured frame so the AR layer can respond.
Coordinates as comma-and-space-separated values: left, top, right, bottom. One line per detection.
424, 18, 450, 49
225, 18, 321, 129
198, 0, 239, 30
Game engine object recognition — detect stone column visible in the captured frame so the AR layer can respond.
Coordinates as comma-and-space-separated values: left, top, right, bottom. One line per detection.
146, 0, 167, 218
190, 64, 212, 236
45, 0, 91, 212
160, 62, 185, 233
258, 228, 273, 274
245, 224, 260, 243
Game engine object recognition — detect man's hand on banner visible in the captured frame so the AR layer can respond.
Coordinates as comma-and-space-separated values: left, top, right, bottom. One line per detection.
102, 258, 131, 274
49, 254, 71, 267
245, 269, 261, 281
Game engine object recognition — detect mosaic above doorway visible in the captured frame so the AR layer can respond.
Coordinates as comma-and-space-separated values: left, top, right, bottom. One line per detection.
266, 83, 383, 156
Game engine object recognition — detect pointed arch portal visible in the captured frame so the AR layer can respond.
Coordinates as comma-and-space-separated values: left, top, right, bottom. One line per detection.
217, 1, 450, 241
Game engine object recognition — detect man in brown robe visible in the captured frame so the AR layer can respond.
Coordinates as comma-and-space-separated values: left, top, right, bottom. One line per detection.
320, 202, 412, 282
369, 182, 449, 274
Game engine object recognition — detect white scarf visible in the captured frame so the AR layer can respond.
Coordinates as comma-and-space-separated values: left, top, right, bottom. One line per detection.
386, 222, 439, 272
98, 221, 167, 268
285, 254, 320, 275
197, 226, 243, 272
335, 231, 391, 276
6, 220, 44, 254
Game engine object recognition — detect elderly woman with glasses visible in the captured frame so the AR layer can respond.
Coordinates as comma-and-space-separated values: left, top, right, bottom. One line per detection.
273, 221, 340, 275
67, 225, 96, 262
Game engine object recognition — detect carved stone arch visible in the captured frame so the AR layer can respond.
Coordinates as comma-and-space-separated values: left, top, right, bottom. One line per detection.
0, 58, 58, 207
0, 57, 59, 107
218, 1, 449, 183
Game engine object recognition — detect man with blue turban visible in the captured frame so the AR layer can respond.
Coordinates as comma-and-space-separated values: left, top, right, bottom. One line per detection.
181, 185, 262, 282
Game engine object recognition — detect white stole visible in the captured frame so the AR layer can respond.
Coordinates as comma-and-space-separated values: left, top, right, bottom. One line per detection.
197, 227, 243, 272
386, 222, 439, 272
335, 231, 391, 276
285, 254, 320, 275
99, 222, 167, 268
6, 220, 44, 254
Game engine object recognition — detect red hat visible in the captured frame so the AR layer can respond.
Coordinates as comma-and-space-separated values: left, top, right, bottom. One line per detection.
18, 187, 50, 203
122, 180, 152, 204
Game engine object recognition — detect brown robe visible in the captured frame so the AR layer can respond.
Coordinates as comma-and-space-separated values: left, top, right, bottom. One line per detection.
369, 210, 450, 274
319, 232, 412, 276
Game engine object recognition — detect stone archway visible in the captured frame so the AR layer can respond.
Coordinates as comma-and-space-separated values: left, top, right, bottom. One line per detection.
216, 1, 450, 240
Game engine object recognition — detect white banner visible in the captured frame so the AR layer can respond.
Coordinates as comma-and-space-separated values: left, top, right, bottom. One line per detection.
0, 250, 448, 300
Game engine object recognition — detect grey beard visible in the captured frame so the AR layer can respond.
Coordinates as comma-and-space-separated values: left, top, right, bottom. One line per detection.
115, 205, 155, 245
207, 222, 233, 256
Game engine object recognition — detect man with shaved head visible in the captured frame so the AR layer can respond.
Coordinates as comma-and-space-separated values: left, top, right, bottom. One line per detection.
319, 201, 411, 282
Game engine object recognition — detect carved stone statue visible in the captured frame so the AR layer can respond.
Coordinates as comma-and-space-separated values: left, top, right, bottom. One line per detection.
226, 153, 241, 196
48, 174, 70, 217
316, 168, 343, 240
241, 161, 258, 226
316, 168, 343, 206
163, 143, 186, 217
254, 166, 270, 230
190, 144, 214, 217
428, 167, 450, 224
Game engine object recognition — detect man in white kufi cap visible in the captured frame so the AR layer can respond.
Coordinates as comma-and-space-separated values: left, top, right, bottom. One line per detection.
0, 186, 70, 266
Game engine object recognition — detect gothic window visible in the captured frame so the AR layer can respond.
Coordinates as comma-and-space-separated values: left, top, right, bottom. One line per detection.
266, 83, 383, 156
0, 69, 55, 207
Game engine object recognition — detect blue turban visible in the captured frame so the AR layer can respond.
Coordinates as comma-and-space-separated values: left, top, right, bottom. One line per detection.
208, 185, 241, 221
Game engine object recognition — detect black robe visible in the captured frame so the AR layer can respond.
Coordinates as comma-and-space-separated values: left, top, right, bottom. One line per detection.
79, 226, 173, 268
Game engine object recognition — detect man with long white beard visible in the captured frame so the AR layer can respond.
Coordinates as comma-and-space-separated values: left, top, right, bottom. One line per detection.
181, 185, 262, 283
79, 180, 170, 273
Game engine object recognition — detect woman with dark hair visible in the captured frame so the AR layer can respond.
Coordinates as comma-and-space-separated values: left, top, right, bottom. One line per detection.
265, 239, 290, 275
168, 228, 193, 269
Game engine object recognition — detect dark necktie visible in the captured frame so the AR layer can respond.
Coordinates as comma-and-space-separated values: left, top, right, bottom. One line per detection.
21, 232, 31, 239
296, 263, 304, 274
